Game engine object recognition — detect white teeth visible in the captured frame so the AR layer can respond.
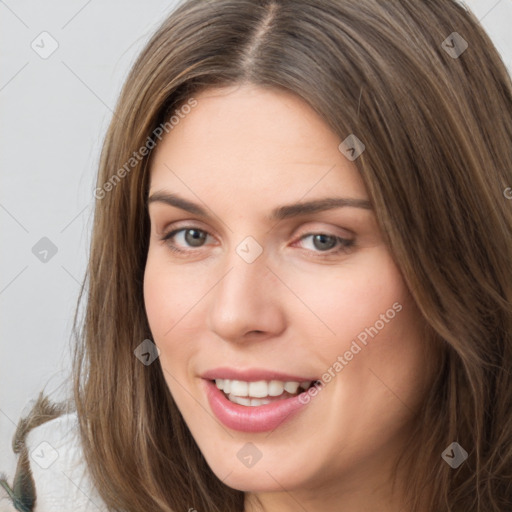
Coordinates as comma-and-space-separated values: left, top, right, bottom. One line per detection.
248, 380, 269, 398
227, 394, 272, 407
284, 381, 300, 394
268, 380, 285, 396
250, 398, 272, 406
215, 378, 310, 398
230, 380, 248, 396
228, 394, 251, 406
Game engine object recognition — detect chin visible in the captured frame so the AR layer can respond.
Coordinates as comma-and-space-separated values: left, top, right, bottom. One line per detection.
199, 442, 318, 493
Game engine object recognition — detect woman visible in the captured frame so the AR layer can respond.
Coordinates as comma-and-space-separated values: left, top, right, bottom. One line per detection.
1, 0, 511, 510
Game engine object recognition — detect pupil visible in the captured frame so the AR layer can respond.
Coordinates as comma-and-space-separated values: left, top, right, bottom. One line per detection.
185, 229, 206, 247
313, 234, 336, 251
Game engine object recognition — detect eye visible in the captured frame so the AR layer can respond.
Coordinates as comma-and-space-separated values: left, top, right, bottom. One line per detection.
296, 233, 354, 254
160, 227, 354, 257
161, 227, 214, 252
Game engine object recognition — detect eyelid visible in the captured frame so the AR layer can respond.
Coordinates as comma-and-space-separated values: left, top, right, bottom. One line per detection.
293, 222, 354, 239
160, 223, 355, 258
159, 222, 352, 241
160, 226, 216, 245
292, 232, 355, 254
157, 215, 353, 237
158, 217, 212, 235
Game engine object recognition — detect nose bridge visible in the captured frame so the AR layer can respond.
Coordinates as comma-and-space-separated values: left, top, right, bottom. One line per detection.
217, 234, 268, 301
207, 239, 284, 340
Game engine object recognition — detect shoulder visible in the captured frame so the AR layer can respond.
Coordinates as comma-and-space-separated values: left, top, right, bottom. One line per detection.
26, 412, 108, 511
1, 412, 109, 512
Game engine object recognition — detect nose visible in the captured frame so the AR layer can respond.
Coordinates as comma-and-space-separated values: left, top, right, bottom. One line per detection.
207, 249, 286, 343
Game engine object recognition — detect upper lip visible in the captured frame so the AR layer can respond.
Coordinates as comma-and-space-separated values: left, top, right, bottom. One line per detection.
200, 367, 318, 382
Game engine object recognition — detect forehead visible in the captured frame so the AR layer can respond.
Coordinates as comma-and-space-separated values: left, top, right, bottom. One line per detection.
149, 84, 367, 205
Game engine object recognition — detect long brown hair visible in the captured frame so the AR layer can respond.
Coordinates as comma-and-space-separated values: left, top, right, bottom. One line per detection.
27, 0, 512, 510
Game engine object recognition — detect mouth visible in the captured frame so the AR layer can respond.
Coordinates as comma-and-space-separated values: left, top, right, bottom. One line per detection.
202, 374, 321, 433
213, 378, 318, 406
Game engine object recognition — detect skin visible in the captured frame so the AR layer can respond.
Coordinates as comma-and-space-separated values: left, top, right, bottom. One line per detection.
144, 84, 435, 512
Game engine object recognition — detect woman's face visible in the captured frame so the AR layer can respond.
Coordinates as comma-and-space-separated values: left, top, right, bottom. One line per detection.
144, 84, 434, 508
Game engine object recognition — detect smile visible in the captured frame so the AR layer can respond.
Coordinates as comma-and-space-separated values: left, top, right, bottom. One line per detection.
201, 370, 320, 433
214, 378, 314, 406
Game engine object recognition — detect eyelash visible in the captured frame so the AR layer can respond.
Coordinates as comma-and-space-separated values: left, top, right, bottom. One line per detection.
160, 226, 355, 258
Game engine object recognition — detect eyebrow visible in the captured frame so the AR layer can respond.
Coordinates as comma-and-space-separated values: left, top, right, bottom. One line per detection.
147, 191, 372, 221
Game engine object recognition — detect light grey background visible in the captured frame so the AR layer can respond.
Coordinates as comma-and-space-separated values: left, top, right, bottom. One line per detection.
1, 0, 511, 476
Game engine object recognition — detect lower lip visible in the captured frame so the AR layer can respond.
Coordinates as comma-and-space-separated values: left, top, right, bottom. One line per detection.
204, 380, 310, 433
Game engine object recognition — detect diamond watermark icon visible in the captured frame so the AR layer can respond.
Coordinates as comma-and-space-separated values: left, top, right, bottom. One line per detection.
30, 441, 59, 469
237, 442, 263, 468
236, 236, 263, 264
338, 134, 365, 161
134, 339, 160, 366
441, 32, 468, 59
32, 237, 58, 263
441, 442, 468, 469
31, 31, 59, 59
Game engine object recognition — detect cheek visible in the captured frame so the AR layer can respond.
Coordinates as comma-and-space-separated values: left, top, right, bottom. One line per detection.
143, 250, 206, 374
285, 246, 408, 344
285, 246, 429, 409
144, 248, 203, 336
